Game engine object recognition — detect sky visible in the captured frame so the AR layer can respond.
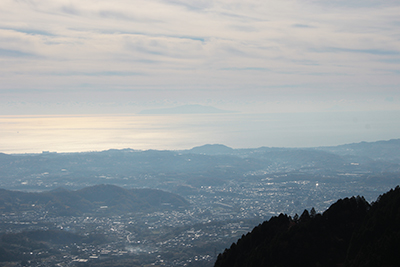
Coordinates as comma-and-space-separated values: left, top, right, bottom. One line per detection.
1, 0, 399, 115
1, 0, 400, 152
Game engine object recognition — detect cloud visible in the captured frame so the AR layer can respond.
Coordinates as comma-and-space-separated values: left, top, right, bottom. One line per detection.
162, 0, 213, 12
220, 67, 269, 71
312, 47, 400, 56
0, 48, 37, 58
47, 71, 145, 77
61, 3, 80, 15
0, 0, 400, 113
305, 0, 400, 9
4, 28, 55, 36
292, 24, 314, 28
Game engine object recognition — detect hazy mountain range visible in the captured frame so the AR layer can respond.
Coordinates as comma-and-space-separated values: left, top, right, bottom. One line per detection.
1, 139, 399, 192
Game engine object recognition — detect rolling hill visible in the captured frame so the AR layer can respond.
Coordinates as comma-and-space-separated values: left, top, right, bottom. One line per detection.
0, 184, 189, 216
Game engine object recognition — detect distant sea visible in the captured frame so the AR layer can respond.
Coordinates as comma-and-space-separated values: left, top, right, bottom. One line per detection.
1, 111, 399, 154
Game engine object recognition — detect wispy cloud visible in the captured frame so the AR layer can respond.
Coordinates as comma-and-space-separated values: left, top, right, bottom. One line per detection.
0, 0, 399, 113
315, 47, 400, 56
0, 48, 38, 58
292, 24, 315, 28
47, 71, 145, 76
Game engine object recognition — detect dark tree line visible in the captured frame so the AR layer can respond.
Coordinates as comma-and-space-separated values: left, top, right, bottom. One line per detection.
215, 186, 400, 267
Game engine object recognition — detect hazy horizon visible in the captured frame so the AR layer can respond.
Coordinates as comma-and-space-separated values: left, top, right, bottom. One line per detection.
1, 109, 399, 154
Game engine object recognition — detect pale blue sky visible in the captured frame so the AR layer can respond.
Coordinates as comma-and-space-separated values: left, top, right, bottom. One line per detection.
0, 0, 399, 115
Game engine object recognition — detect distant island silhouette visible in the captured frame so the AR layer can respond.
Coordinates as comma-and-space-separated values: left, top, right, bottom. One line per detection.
139, 104, 234, 114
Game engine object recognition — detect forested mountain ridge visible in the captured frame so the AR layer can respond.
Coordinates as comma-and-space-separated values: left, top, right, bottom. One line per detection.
214, 186, 400, 267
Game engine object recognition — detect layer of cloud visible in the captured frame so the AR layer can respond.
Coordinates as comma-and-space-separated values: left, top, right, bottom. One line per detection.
0, 0, 399, 113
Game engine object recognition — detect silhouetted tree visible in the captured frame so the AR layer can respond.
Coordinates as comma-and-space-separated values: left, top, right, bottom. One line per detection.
310, 207, 316, 218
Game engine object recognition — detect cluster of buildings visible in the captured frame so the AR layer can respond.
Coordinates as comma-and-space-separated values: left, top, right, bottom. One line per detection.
2, 168, 390, 266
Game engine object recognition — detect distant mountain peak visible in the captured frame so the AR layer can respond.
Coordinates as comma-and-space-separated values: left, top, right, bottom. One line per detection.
138, 104, 234, 115
188, 144, 234, 155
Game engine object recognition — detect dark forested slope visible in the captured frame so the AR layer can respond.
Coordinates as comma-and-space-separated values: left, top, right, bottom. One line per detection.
346, 186, 400, 266
215, 186, 400, 267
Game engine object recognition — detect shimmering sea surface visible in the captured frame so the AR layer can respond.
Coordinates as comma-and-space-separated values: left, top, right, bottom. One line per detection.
1, 111, 399, 154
